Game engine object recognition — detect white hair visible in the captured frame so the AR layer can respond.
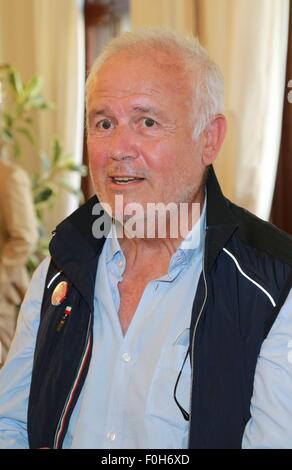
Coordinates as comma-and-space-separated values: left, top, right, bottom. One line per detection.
85, 28, 224, 139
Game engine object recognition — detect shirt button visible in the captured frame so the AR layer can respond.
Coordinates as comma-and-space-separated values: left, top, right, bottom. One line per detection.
118, 260, 124, 269
107, 432, 116, 442
122, 352, 131, 362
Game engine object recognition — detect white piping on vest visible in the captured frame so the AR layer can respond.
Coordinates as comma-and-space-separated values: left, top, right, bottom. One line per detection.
53, 316, 92, 449
223, 248, 276, 307
47, 272, 61, 289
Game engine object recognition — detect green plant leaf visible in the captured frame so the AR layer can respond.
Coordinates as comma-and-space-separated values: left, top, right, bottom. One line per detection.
3, 128, 13, 140
24, 76, 43, 97
39, 150, 51, 174
39, 101, 55, 110
54, 158, 88, 176
31, 174, 39, 190
3, 112, 13, 128
15, 103, 25, 118
33, 178, 56, 198
24, 116, 34, 124
8, 69, 23, 94
59, 161, 88, 175
34, 186, 54, 204
24, 95, 45, 109
16, 126, 34, 144
58, 181, 84, 201
39, 237, 50, 251
77, 164, 88, 176
52, 139, 62, 163
13, 141, 21, 158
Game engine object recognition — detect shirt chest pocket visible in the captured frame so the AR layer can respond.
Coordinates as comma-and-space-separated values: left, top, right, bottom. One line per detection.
145, 328, 191, 433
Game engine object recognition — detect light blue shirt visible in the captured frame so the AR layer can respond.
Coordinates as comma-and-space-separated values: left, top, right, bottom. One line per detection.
242, 286, 292, 448
0, 203, 205, 449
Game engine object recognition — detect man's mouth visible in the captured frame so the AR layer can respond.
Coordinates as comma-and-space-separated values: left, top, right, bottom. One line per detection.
110, 176, 145, 185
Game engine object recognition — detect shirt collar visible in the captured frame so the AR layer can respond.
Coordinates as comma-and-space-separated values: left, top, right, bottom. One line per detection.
105, 223, 122, 264
169, 195, 206, 270
105, 195, 207, 268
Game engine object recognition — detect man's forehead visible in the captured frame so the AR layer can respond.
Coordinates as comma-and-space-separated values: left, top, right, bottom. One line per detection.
88, 81, 164, 106
96, 49, 189, 84
90, 56, 192, 102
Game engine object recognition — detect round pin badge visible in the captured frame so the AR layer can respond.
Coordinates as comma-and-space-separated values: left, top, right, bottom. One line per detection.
51, 281, 69, 306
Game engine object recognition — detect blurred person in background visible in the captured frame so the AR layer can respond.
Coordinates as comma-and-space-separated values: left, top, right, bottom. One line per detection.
0, 159, 38, 366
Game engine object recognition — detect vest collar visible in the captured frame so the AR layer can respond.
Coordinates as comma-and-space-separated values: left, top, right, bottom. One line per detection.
49, 196, 104, 310
205, 165, 238, 272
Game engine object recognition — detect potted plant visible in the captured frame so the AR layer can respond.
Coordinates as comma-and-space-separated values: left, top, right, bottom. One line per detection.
0, 64, 87, 273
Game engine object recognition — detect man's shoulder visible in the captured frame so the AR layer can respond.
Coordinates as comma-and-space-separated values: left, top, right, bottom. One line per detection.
49, 195, 105, 268
228, 199, 292, 267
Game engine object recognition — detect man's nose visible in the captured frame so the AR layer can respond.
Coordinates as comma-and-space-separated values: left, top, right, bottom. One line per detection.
108, 125, 139, 161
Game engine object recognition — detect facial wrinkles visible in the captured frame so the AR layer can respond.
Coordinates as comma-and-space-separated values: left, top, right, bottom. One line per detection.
88, 96, 182, 143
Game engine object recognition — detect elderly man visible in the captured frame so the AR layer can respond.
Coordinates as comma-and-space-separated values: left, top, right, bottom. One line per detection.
0, 29, 291, 450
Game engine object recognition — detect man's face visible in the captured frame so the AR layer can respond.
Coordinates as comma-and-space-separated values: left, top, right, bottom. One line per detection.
87, 50, 206, 221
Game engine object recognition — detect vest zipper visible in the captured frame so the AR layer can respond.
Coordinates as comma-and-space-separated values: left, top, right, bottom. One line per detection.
188, 227, 209, 448
53, 312, 93, 449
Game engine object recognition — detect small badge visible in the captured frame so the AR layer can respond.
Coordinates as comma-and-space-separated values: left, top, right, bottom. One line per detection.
56, 305, 73, 332
51, 281, 69, 306
64, 306, 72, 316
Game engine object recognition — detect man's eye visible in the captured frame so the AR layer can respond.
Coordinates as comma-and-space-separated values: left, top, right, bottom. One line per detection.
142, 118, 157, 128
97, 119, 112, 130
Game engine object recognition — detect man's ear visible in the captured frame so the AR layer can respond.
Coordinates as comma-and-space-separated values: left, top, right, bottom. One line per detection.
202, 115, 227, 166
